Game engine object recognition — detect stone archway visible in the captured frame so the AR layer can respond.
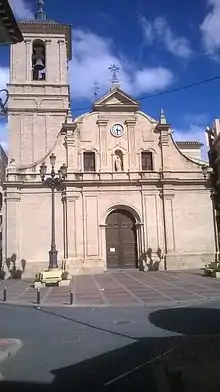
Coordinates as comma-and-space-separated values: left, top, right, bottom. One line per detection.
106, 208, 138, 268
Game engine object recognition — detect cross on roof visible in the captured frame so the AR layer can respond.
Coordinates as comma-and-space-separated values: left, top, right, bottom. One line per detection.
108, 64, 120, 88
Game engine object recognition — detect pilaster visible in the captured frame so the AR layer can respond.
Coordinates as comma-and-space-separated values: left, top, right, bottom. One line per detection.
97, 118, 109, 171
125, 118, 137, 170
66, 195, 80, 258
63, 122, 77, 172
161, 192, 175, 253
4, 189, 21, 262
57, 39, 67, 84
24, 39, 32, 82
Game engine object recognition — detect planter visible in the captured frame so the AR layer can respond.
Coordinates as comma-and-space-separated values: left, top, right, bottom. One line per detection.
58, 279, 71, 287
204, 269, 211, 277
204, 268, 215, 277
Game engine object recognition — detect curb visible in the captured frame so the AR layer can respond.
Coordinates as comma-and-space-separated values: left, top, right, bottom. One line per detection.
0, 296, 219, 309
0, 339, 22, 363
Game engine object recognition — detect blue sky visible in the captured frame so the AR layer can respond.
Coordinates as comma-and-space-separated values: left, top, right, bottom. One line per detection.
2, 0, 220, 156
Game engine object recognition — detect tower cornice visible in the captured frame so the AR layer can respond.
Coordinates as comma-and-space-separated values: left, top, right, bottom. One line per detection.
18, 21, 72, 60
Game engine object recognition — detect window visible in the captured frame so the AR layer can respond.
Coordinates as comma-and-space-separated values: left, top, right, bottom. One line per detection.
141, 151, 153, 171
83, 152, 96, 172
32, 39, 46, 81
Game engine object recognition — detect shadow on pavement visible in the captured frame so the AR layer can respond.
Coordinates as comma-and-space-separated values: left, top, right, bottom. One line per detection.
149, 306, 220, 335
1, 306, 220, 391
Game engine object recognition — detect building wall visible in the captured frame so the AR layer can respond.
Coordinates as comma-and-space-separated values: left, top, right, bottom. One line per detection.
177, 147, 201, 161
3, 20, 215, 277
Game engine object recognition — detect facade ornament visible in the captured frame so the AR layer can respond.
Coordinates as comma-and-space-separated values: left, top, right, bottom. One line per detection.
8, 158, 16, 170
159, 108, 167, 125
115, 154, 122, 171
108, 64, 120, 90
35, 0, 47, 21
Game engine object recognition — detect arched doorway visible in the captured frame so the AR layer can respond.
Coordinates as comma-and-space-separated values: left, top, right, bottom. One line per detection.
106, 209, 138, 268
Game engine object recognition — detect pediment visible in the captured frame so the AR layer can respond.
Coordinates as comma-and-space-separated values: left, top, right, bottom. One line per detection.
93, 87, 140, 112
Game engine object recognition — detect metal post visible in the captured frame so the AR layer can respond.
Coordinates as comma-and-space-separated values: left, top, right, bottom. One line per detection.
3, 286, 6, 302
40, 157, 67, 271
49, 184, 58, 269
37, 288, 40, 305
70, 288, 73, 305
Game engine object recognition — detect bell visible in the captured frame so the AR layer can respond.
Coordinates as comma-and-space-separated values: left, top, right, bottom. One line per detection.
34, 58, 44, 70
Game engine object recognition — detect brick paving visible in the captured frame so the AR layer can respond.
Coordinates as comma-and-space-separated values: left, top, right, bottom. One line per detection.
0, 269, 220, 307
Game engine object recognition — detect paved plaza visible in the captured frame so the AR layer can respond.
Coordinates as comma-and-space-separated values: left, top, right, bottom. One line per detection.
1, 269, 220, 307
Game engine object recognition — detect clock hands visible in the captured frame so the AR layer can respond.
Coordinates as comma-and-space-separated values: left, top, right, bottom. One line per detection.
111, 124, 124, 137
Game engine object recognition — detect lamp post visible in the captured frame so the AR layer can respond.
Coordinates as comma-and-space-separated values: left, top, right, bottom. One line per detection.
0, 89, 9, 118
40, 153, 67, 270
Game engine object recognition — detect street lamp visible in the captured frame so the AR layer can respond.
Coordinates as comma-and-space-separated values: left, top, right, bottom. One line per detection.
0, 89, 9, 117
40, 154, 67, 269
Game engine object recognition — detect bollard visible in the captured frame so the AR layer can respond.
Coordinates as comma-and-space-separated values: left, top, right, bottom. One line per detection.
3, 286, 6, 302
70, 288, 73, 305
37, 287, 40, 305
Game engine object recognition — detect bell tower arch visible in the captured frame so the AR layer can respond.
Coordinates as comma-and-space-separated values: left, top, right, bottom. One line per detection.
8, 0, 72, 166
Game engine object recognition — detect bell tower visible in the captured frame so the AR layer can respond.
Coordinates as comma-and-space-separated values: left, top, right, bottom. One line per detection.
8, 0, 72, 166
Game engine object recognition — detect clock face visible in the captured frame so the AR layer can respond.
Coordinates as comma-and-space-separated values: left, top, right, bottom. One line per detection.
111, 124, 124, 137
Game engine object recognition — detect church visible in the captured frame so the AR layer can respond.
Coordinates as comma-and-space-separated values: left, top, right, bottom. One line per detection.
3, 2, 215, 278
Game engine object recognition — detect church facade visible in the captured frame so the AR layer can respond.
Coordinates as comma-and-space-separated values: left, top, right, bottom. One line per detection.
3, 9, 215, 277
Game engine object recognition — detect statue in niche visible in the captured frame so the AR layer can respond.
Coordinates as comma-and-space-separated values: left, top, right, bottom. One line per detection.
115, 154, 123, 171
32, 42, 46, 81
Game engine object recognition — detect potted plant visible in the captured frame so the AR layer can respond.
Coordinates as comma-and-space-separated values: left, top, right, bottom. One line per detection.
215, 266, 220, 278
61, 270, 69, 280
59, 270, 71, 286
204, 261, 218, 277
33, 272, 43, 288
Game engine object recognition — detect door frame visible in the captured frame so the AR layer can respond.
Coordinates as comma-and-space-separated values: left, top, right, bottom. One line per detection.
100, 204, 144, 270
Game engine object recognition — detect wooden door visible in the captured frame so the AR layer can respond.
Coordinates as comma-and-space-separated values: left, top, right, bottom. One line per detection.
106, 209, 137, 268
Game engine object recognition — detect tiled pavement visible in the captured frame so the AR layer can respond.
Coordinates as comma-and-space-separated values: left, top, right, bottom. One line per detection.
1, 269, 220, 307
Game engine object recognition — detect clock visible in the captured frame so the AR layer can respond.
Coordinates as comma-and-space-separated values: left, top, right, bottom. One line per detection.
111, 123, 124, 137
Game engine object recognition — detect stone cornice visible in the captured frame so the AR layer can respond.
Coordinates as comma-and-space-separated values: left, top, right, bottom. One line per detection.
125, 119, 137, 126
97, 119, 109, 126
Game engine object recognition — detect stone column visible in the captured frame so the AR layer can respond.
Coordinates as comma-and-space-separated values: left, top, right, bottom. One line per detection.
4, 189, 20, 265
125, 119, 137, 171
62, 189, 68, 260
25, 39, 32, 82
97, 118, 108, 171
135, 223, 142, 260
99, 224, 107, 269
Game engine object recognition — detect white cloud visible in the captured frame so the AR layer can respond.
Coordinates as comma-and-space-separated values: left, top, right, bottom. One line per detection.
70, 30, 174, 100
9, 0, 34, 21
200, 0, 220, 57
184, 113, 209, 124
140, 16, 192, 59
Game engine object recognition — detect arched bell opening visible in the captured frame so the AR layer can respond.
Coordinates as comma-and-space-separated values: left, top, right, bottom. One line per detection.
32, 39, 46, 81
